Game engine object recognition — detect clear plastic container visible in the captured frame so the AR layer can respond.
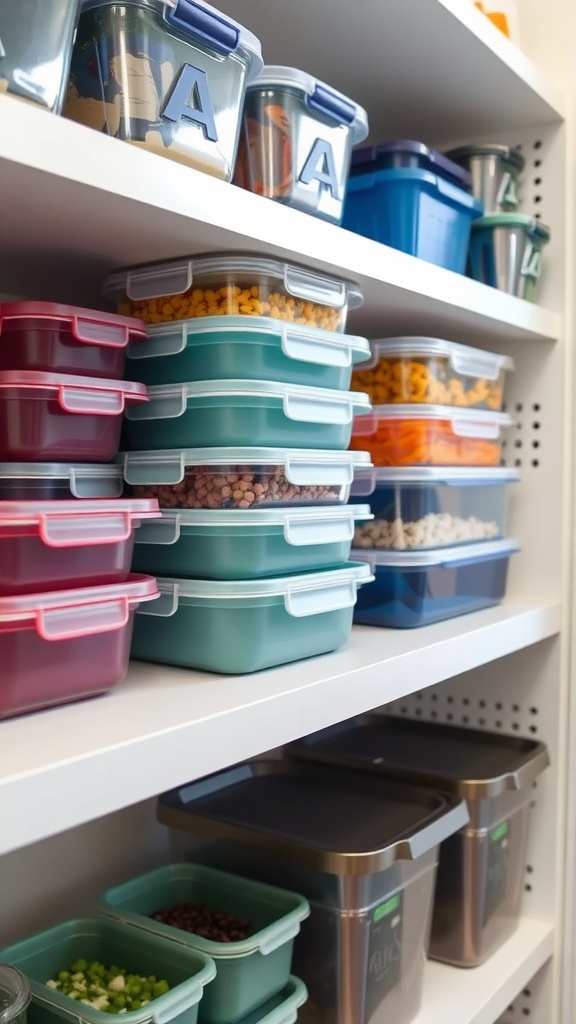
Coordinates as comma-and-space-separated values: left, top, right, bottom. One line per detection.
0, 302, 147, 378
351, 337, 514, 411
352, 538, 519, 628
290, 718, 549, 966
99, 864, 310, 1024
65, 0, 262, 180
128, 316, 371, 390
0, 574, 158, 720
157, 761, 468, 1024
121, 447, 373, 509
350, 466, 519, 550
0, 463, 125, 500
469, 214, 551, 301
0, 498, 160, 595
131, 562, 373, 673
124, 380, 370, 452
0, 371, 148, 462
0, 917, 215, 1024
444, 144, 525, 214
234, 66, 368, 224
0, 0, 81, 112
350, 405, 513, 467
104, 255, 363, 332
0, 965, 30, 1024
133, 504, 372, 579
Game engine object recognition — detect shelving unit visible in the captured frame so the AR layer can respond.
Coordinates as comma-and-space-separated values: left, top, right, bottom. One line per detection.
0, 3, 573, 1024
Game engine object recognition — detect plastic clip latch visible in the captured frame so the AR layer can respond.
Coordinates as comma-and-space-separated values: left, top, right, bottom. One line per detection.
166, 0, 239, 55
307, 84, 356, 126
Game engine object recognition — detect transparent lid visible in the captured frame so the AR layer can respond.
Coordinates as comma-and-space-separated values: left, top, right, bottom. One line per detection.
120, 447, 372, 485
471, 214, 551, 240
104, 254, 363, 310
0, 462, 124, 481
352, 537, 519, 568
0, 965, 30, 1024
148, 504, 372, 527
247, 66, 369, 144
445, 144, 525, 171
363, 336, 514, 378
351, 465, 519, 495
0, 371, 148, 396
0, 499, 160, 547
153, 560, 372, 598
142, 379, 371, 403
353, 404, 513, 439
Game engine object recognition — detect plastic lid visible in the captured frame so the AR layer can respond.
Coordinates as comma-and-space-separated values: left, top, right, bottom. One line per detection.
0, 965, 30, 1024
0, 302, 146, 348
104, 254, 363, 311
350, 139, 472, 189
445, 144, 525, 171
147, 504, 372, 527
0, 371, 148, 415
472, 214, 551, 240
353, 405, 513, 441
352, 537, 519, 568
0, 463, 124, 498
121, 447, 372, 485
152, 560, 371, 598
0, 499, 160, 547
351, 465, 519, 498
247, 66, 369, 144
364, 336, 514, 378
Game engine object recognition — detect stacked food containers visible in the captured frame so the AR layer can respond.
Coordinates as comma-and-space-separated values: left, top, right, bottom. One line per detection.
348, 336, 519, 626
0, 301, 160, 719
108, 253, 375, 673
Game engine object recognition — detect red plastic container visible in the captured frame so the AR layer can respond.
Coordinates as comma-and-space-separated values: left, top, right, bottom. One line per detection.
0, 499, 160, 595
0, 574, 159, 720
0, 371, 148, 461
0, 302, 147, 378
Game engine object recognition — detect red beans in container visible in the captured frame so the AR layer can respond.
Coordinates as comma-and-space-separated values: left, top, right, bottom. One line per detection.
0, 371, 148, 461
0, 574, 159, 720
0, 498, 160, 595
0, 302, 147, 378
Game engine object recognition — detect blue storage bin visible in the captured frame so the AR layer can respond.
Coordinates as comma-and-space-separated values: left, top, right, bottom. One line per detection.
343, 167, 483, 273
350, 140, 472, 190
352, 538, 519, 628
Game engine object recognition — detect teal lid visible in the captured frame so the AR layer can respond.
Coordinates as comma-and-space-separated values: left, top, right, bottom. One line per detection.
472, 214, 550, 242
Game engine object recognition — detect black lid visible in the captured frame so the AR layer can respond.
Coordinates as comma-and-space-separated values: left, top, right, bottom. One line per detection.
350, 139, 472, 190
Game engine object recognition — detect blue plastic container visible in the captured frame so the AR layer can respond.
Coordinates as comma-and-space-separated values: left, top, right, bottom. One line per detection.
352, 538, 519, 628
343, 167, 483, 273
350, 140, 472, 190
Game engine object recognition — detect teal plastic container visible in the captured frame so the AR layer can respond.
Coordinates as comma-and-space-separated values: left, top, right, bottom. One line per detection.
98, 865, 310, 1024
0, 918, 216, 1024
126, 317, 371, 389
132, 505, 372, 579
124, 381, 371, 452
131, 562, 374, 673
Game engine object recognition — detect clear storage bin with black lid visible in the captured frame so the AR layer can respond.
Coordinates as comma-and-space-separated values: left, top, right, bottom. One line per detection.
289, 717, 549, 967
0, 965, 30, 1024
158, 760, 468, 1024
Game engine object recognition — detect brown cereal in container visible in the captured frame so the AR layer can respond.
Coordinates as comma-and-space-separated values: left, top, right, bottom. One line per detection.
133, 466, 342, 509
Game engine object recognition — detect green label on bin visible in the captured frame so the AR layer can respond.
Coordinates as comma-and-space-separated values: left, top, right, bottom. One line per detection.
364, 892, 403, 1024
483, 818, 511, 927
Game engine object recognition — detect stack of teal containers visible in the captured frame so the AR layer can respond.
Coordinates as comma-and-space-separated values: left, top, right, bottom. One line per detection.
108, 252, 376, 673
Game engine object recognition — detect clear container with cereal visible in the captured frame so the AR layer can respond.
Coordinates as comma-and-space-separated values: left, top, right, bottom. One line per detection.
351, 337, 514, 411
104, 254, 363, 331
121, 447, 373, 509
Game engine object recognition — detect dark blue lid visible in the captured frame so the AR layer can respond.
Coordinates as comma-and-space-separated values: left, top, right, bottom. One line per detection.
351, 139, 472, 190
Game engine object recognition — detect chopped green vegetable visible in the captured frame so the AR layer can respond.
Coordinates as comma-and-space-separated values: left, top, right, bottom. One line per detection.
45, 961, 171, 1014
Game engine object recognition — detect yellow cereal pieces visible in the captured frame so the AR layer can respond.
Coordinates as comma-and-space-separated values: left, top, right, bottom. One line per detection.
352, 356, 504, 411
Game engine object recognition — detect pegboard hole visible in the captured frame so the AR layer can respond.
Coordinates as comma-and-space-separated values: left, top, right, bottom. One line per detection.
515, 402, 523, 412
534, 177, 542, 185
533, 140, 542, 149
495, 720, 502, 728
534, 159, 542, 167
515, 440, 522, 448
524, 883, 532, 892
530, 707, 538, 715
532, 403, 541, 412
531, 460, 540, 468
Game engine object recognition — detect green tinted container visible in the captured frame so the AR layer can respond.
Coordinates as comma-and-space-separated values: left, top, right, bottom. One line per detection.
132, 505, 372, 579
98, 865, 310, 1024
127, 317, 370, 389
131, 562, 374, 673
0, 918, 215, 1024
124, 381, 371, 452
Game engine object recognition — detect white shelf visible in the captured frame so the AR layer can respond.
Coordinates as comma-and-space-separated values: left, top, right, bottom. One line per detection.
0, 599, 560, 857
0, 96, 560, 345
415, 919, 554, 1024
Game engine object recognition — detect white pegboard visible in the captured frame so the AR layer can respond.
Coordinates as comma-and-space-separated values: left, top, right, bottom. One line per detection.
495, 961, 555, 1023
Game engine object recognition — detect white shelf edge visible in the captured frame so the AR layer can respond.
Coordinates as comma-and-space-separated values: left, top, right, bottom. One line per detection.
414, 918, 554, 1024
0, 599, 561, 857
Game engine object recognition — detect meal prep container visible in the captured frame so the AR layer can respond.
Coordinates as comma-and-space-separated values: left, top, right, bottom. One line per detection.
124, 381, 370, 452
132, 504, 372, 579
158, 761, 468, 1024
469, 214, 551, 301
99, 864, 310, 1024
0, 965, 30, 1024
350, 467, 519, 550
0, 498, 160, 595
128, 317, 371, 390
0, 0, 80, 111
131, 562, 373, 673
343, 141, 482, 273
291, 717, 549, 966
350, 405, 513, 467
234, 66, 368, 224
0, 371, 148, 462
104, 255, 363, 332
122, 447, 373, 509
65, 0, 262, 180
352, 538, 519, 628
0, 574, 158, 720
0, 463, 124, 500
444, 144, 524, 214
0, 918, 215, 1024
351, 337, 514, 411
0, 302, 147, 378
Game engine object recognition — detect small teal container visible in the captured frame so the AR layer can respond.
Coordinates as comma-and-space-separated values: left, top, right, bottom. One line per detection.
343, 167, 483, 273
469, 214, 550, 301
126, 317, 371, 390
98, 864, 310, 1024
132, 504, 372, 579
124, 381, 371, 452
131, 562, 374, 673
